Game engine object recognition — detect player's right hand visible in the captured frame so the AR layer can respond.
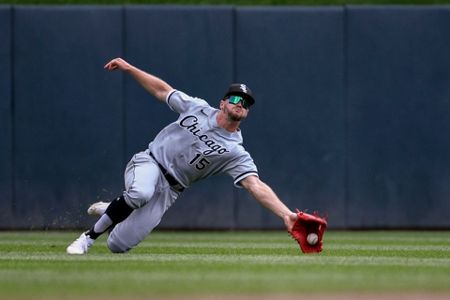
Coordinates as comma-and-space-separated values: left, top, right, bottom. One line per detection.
104, 57, 131, 71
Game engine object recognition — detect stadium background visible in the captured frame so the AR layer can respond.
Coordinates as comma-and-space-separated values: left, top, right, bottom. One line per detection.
0, 2, 449, 230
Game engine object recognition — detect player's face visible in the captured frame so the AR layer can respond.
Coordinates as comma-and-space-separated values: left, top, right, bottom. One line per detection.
221, 98, 249, 122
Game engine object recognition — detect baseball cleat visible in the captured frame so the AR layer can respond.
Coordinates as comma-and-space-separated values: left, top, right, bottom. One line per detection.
66, 232, 95, 255
87, 201, 110, 216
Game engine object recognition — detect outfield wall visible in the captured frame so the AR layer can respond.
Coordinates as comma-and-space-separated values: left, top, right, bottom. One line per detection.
1, 5, 449, 229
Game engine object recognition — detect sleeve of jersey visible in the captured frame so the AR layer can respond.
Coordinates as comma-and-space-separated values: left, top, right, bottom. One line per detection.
226, 153, 259, 188
166, 90, 209, 114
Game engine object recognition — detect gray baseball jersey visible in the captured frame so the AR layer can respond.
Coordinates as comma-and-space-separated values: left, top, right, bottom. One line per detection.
148, 90, 258, 188
107, 89, 259, 253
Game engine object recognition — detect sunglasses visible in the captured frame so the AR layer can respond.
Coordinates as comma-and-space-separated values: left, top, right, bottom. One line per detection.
228, 95, 250, 109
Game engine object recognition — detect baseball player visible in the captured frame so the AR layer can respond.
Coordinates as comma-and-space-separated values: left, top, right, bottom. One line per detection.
66, 57, 300, 254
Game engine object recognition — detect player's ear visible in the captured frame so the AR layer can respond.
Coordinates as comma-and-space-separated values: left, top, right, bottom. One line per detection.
219, 99, 226, 110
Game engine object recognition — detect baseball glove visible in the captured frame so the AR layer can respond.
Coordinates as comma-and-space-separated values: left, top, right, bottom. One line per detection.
289, 209, 328, 253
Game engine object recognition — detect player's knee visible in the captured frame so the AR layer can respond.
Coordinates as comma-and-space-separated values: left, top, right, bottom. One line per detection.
125, 186, 155, 208
137, 187, 155, 203
107, 237, 130, 254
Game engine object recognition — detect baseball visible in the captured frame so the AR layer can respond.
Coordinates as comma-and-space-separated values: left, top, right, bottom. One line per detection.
307, 233, 319, 245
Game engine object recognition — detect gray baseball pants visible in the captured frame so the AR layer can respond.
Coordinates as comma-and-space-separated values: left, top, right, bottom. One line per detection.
107, 150, 179, 253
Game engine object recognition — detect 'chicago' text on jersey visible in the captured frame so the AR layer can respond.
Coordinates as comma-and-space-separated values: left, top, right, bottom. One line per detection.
179, 115, 230, 156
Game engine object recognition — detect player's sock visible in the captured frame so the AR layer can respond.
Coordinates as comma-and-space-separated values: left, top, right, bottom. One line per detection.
104, 195, 134, 225
85, 214, 113, 240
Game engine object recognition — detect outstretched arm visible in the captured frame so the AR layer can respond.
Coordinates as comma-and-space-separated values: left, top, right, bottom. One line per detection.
240, 175, 298, 232
104, 57, 173, 102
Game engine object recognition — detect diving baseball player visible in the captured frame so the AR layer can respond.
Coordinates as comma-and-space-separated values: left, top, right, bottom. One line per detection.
66, 57, 301, 254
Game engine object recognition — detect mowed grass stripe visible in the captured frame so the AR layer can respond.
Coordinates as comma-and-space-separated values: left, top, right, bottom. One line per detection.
0, 253, 450, 271
1, 260, 450, 296
1, 252, 450, 267
2, 239, 449, 252
1, 231, 450, 246
2, 230, 449, 240
1, 268, 449, 286
2, 245, 450, 259
2, 230, 450, 244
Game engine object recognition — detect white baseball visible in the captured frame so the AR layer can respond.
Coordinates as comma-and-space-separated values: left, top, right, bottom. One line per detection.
307, 233, 318, 245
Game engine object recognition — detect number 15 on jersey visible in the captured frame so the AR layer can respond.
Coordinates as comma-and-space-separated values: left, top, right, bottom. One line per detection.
189, 153, 210, 170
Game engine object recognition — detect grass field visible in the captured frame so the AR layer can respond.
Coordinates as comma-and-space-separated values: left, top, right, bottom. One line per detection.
0, 230, 449, 299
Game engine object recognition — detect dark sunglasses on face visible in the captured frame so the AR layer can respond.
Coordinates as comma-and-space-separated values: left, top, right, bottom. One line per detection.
228, 95, 250, 109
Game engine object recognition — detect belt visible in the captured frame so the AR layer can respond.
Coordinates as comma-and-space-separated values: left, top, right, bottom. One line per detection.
150, 152, 185, 193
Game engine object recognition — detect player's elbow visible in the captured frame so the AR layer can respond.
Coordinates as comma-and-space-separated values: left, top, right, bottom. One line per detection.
153, 83, 173, 102
241, 176, 267, 196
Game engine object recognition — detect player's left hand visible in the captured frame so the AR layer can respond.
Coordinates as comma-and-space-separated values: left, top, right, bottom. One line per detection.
283, 212, 298, 232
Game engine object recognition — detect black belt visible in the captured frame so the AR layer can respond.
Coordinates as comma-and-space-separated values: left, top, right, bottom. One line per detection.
150, 152, 185, 193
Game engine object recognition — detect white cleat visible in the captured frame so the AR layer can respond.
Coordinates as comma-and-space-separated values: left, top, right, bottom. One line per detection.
66, 232, 95, 255
87, 201, 110, 216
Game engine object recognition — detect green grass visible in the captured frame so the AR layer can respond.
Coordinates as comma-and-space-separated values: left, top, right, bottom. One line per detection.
0, 231, 449, 299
